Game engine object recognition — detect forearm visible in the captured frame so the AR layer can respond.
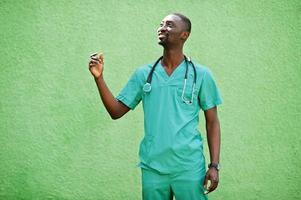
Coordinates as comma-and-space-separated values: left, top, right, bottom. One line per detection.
206, 119, 221, 164
94, 75, 128, 119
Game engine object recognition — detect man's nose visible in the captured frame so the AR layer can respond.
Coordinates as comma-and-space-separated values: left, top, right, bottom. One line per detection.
158, 25, 167, 33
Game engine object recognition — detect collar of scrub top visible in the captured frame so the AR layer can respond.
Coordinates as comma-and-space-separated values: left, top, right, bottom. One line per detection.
143, 55, 197, 105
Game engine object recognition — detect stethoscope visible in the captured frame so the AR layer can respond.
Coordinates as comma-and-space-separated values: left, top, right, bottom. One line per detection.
143, 55, 197, 105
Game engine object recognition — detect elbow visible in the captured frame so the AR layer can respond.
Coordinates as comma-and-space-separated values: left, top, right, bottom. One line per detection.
111, 116, 120, 120
108, 103, 129, 120
110, 113, 121, 120
109, 111, 123, 120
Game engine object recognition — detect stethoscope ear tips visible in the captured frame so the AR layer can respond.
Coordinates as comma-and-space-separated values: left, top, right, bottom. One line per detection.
143, 83, 152, 92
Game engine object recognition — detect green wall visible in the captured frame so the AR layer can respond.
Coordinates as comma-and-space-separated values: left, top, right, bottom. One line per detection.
1, 0, 300, 199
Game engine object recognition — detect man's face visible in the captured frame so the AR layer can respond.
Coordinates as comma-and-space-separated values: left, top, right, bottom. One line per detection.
157, 14, 189, 46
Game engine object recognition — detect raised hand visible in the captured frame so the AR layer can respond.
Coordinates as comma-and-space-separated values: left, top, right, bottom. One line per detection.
88, 52, 104, 79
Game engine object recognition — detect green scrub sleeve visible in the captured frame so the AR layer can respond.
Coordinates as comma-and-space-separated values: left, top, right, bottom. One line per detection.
198, 68, 223, 111
116, 70, 143, 110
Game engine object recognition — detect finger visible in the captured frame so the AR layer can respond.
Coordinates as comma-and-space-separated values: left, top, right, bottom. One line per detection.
208, 180, 218, 193
90, 52, 104, 60
203, 179, 210, 195
90, 57, 101, 62
89, 61, 97, 65
91, 57, 104, 64
88, 62, 95, 68
90, 52, 98, 57
88, 61, 99, 68
90, 56, 102, 63
203, 175, 209, 188
203, 174, 210, 194
90, 59, 100, 64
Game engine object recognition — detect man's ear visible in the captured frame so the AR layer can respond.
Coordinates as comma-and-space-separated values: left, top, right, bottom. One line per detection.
181, 31, 190, 41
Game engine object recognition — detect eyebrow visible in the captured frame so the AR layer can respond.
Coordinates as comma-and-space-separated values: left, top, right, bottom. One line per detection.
160, 20, 175, 24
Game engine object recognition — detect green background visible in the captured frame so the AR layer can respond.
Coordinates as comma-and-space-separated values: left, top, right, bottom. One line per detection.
1, 0, 300, 199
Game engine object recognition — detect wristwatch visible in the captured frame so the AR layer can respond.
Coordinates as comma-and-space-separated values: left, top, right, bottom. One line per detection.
208, 163, 221, 171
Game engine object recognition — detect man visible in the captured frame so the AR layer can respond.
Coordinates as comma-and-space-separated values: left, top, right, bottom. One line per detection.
88, 13, 222, 200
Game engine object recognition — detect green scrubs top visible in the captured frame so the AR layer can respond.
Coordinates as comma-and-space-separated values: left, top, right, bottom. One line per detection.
116, 59, 222, 174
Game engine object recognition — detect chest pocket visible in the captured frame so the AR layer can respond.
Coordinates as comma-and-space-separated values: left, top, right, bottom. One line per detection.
176, 86, 200, 110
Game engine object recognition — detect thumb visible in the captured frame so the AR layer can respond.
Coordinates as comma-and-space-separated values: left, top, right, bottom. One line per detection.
203, 174, 209, 188
98, 52, 104, 60
203, 174, 210, 195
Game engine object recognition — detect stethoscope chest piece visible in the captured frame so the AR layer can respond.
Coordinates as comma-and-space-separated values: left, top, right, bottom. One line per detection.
143, 83, 152, 92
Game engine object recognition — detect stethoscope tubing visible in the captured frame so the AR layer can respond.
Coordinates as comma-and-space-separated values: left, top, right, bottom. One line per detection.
143, 56, 197, 105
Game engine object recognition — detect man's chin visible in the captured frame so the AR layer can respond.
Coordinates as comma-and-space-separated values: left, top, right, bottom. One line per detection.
158, 40, 166, 46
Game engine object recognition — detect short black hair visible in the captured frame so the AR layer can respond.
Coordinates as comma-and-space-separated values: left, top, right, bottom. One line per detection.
172, 13, 191, 33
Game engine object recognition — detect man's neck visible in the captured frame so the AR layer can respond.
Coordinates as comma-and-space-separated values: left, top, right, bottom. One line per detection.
161, 48, 184, 70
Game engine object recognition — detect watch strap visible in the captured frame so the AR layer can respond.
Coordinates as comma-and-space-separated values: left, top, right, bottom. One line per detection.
208, 163, 220, 171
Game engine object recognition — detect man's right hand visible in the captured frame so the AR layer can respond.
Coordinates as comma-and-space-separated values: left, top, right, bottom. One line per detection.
88, 53, 104, 79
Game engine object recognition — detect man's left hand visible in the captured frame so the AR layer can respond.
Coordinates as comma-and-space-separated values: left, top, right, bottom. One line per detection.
203, 168, 219, 194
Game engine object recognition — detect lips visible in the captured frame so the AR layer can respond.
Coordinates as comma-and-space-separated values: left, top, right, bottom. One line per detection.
158, 33, 168, 40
